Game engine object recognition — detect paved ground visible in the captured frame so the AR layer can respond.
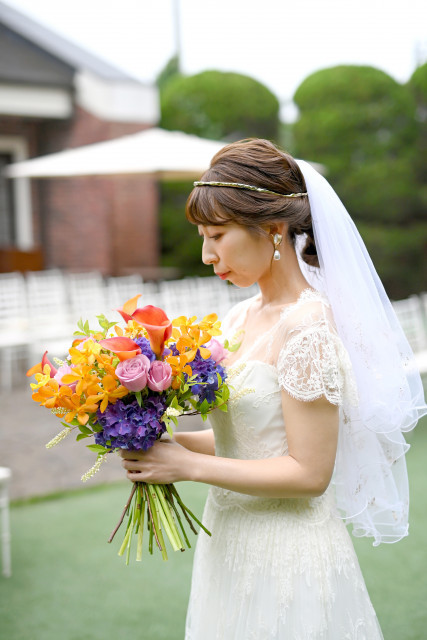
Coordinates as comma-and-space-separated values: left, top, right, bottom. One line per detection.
0, 382, 205, 501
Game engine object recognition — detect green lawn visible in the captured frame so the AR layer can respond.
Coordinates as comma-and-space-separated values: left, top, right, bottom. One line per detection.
1, 418, 426, 640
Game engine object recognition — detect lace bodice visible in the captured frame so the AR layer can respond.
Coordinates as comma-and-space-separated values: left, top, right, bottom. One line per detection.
206, 289, 357, 517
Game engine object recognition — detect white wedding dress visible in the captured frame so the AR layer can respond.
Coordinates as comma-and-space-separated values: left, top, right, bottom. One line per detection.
185, 289, 384, 639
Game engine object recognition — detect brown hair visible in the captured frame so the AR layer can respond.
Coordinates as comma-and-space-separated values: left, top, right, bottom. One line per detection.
186, 138, 319, 267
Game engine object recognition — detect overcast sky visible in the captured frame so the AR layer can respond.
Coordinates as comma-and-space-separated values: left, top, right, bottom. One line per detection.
5, 0, 427, 119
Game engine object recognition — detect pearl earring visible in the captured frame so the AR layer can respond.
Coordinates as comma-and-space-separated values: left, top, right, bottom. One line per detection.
272, 233, 282, 261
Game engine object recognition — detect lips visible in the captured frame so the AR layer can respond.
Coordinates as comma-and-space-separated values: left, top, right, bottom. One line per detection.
215, 271, 230, 280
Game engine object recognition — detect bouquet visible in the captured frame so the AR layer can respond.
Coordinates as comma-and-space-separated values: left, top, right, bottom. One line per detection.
26, 295, 232, 563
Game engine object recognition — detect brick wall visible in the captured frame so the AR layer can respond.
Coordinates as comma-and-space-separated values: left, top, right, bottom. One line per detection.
1, 108, 160, 275
40, 105, 152, 153
41, 174, 159, 275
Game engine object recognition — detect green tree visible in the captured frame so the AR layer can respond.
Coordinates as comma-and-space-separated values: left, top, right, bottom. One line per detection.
407, 62, 427, 207
293, 65, 426, 297
158, 70, 280, 276
159, 180, 210, 278
160, 70, 280, 141
156, 55, 181, 91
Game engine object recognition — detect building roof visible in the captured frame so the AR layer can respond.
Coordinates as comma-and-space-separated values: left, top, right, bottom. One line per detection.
0, 1, 143, 83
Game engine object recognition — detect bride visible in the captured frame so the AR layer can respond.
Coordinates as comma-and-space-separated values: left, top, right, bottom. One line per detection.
121, 139, 426, 639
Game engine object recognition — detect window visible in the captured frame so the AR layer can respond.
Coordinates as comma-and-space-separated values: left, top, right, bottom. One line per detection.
0, 153, 16, 246
0, 137, 33, 250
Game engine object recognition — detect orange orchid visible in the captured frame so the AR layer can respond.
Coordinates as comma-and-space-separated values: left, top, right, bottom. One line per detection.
95, 352, 118, 377
96, 374, 129, 412
165, 353, 193, 390
32, 381, 73, 410
62, 393, 102, 425
61, 364, 101, 396
172, 317, 215, 364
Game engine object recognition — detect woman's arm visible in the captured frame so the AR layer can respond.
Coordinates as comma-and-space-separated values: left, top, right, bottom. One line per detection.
122, 392, 339, 499
174, 428, 215, 456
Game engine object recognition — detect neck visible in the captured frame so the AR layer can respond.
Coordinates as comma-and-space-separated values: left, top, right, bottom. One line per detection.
257, 241, 311, 307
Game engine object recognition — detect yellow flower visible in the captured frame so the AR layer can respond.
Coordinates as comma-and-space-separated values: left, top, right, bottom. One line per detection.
69, 339, 102, 366
198, 313, 222, 337
30, 364, 52, 390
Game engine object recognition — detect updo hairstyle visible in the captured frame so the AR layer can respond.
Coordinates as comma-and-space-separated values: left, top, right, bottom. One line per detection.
186, 138, 319, 267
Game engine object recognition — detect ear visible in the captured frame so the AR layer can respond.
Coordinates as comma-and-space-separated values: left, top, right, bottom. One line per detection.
268, 222, 288, 237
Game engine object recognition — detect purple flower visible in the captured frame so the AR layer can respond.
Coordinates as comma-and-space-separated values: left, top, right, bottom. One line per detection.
134, 337, 156, 362
190, 349, 227, 404
94, 393, 167, 451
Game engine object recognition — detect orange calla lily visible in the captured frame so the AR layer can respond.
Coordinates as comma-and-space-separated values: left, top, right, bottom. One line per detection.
98, 336, 141, 361
116, 294, 142, 323
131, 305, 172, 358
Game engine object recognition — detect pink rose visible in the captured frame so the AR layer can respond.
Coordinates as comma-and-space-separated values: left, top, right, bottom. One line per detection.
116, 354, 151, 392
205, 338, 228, 364
147, 360, 172, 392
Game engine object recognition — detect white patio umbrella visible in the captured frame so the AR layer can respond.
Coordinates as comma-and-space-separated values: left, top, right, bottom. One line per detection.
4, 128, 226, 180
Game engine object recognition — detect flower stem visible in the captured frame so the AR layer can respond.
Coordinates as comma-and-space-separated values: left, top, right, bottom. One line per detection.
146, 484, 169, 560
169, 484, 212, 536
154, 485, 184, 551
108, 482, 137, 543
164, 486, 191, 548
142, 483, 165, 556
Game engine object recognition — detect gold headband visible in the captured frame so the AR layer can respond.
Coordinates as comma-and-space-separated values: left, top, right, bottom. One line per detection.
193, 181, 307, 198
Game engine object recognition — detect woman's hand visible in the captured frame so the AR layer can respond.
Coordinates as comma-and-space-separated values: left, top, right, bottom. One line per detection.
120, 438, 195, 484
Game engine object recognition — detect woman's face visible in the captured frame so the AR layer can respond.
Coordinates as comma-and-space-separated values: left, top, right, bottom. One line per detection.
198, 223, 273, 287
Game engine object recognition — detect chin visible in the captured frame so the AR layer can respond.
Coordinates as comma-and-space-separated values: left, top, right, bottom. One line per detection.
228, 275, 257, 289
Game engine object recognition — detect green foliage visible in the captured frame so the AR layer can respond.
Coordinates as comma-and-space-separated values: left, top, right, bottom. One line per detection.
407, 63, 427, 189
159, 180, 211, 277
159, 71, 279, 271
293, 65, 425, 297
293, 66, 417, 173
357, 222, 427, 298
408, 62, 427, 105
156, 55, 181, 91
160, 70, 280, 141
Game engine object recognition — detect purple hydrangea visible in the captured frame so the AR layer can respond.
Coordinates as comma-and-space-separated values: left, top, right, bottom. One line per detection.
133, 336, 156, 362
94, 393, 167, 451
190, 349, 227, 404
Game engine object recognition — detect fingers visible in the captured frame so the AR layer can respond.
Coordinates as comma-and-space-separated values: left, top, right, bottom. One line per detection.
122, 458, 142, 471
120, 449, 143, 460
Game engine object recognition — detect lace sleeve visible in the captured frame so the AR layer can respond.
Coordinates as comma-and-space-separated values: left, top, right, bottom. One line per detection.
277, 320, 357, 406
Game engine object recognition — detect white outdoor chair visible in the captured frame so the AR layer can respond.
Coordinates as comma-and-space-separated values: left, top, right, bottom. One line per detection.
26, 269, 75, 363
392, 296, 427, 375
0, 272, 30, 391
192, 276, 232, 321
158, 278, 202, 319
66, 271, 108, 330
0, 467, 11, 577
106, 275, 143, 313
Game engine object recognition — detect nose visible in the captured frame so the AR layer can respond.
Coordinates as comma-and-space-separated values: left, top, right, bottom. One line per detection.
202, 239, 217, 265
